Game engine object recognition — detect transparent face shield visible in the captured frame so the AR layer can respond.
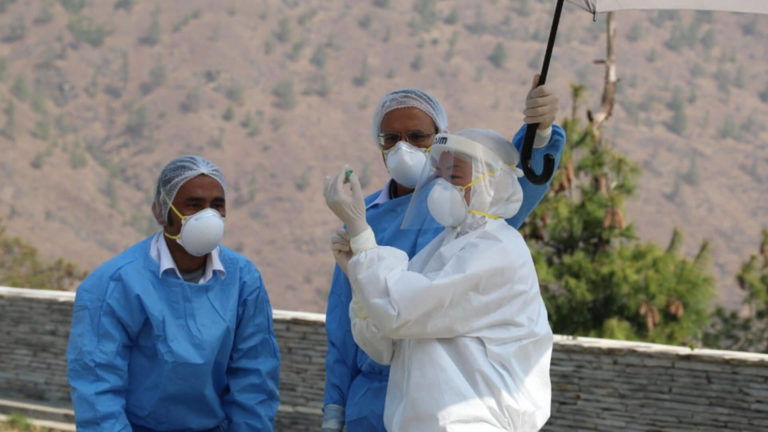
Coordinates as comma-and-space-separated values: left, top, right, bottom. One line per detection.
402, 133, 508, 230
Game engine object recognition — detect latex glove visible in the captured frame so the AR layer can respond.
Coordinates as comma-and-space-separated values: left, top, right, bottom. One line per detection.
330, 227, 352, 274
324, 165, 369, 237
321, 404, 344, 432
523, 74, 558, 133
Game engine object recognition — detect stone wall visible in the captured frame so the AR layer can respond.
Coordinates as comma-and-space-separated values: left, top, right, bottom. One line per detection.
2, 286, 768, 431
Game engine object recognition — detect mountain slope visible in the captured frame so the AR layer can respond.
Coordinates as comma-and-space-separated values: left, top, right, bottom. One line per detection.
0, 0, 766, 312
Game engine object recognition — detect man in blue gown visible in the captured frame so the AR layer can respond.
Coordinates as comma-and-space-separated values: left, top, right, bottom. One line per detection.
67, 155, 280, 432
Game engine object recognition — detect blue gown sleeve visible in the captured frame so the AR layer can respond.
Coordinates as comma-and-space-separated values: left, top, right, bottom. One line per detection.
223, 266, 281, 432
66, 273, 142, 432
323, 265, 360, 409
506, 124, 566, 229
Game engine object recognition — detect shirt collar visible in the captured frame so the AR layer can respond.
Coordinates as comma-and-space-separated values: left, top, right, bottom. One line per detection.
150, 231, 226, 283
369, 179, 395, 208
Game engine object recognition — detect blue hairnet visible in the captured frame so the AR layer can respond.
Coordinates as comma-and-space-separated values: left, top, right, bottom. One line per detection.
371, 88, 448, 147
153, 155, 226, 223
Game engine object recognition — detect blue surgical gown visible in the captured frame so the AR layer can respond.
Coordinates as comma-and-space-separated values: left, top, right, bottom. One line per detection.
67, 235, 280, 432
323, 124, 566, 432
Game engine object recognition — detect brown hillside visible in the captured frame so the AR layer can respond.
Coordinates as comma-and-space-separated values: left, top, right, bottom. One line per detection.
0, 0, 766, 313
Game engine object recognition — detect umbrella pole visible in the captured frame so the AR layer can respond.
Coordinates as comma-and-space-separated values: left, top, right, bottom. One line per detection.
520, 0, 565, 185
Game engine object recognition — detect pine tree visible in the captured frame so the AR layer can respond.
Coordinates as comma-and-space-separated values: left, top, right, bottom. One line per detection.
519, 86, 715, 346
704, 230, 768, 352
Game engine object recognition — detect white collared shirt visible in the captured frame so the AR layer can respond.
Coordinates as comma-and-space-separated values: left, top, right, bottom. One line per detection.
149, 231, 226, 283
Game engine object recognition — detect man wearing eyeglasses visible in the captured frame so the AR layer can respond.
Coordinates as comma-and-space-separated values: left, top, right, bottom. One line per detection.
322, 80, 565, 432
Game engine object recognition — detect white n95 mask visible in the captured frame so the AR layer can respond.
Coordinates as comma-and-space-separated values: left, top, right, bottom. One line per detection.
385, 141, 428, 189
426, 178, 468, 228
165, 206, 225, 256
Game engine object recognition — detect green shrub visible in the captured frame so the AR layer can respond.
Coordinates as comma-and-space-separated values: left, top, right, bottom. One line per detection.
626, 22, 642, 42
353, 57, 369, 87
114, 0, 137, 12
67, 15, 111, 47
410, 53, 424, 71
0, 56, 7, 81
11, 75, 29, 102
1, 99, 16, 139
222, 105, 234, 122
444, 9, 458, 25
303, 74, 330, 98
140, 62, 166, 95
124, 105, 150, 138
411, 0, 438, 32
139, 9, 161, 46
465, 7, 487, 34
287, 40, 306, 62
444, 32, 457, 61
69, 141, 88, 169
225, 82, 246, 105
30, 152, 46, 169
31, 117, 51, 140
0, 220, 88, 290
488, 42, 507, 68
60, 0, 86, 14
294, 167, 311, 192
358, 14, 372, 30
3, 17, 26, 42
271, 80, 296, 110
172, 9, 201, 32
0, 0, 19, 14
310, 44, 327, 68
274, 17, 291, 43
85, 71, 100, 98
179, 89, 201, 113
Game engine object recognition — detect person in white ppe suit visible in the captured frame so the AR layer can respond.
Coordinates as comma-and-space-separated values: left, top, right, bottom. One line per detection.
323, 129, 553, 432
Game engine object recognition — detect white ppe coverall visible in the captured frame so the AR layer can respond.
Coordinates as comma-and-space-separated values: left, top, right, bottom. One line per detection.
348, 218, 553, 432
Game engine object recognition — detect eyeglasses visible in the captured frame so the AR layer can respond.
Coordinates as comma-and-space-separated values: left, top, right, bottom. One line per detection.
377, 130, 436, 150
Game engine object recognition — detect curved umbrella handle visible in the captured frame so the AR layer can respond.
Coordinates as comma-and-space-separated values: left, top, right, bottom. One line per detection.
520, 0, 565, 185
521, 125, 556, 185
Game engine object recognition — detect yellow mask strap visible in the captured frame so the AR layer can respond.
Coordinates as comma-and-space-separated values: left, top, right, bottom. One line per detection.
463, 169, 502, 220
468, 209, 501, 220
163, 202, 186, 241
460, 169, 495, 191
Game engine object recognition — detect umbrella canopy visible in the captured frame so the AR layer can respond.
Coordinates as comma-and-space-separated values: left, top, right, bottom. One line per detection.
567, 0, 768, 15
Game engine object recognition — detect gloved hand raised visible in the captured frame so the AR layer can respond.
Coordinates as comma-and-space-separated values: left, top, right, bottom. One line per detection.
523, 74, 558, 132
324, 165, 369, 238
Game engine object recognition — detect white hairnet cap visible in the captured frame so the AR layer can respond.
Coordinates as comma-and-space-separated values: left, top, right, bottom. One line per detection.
371, 88, 448, 147
153, 155, 226, 224
454, 128, 524, 220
